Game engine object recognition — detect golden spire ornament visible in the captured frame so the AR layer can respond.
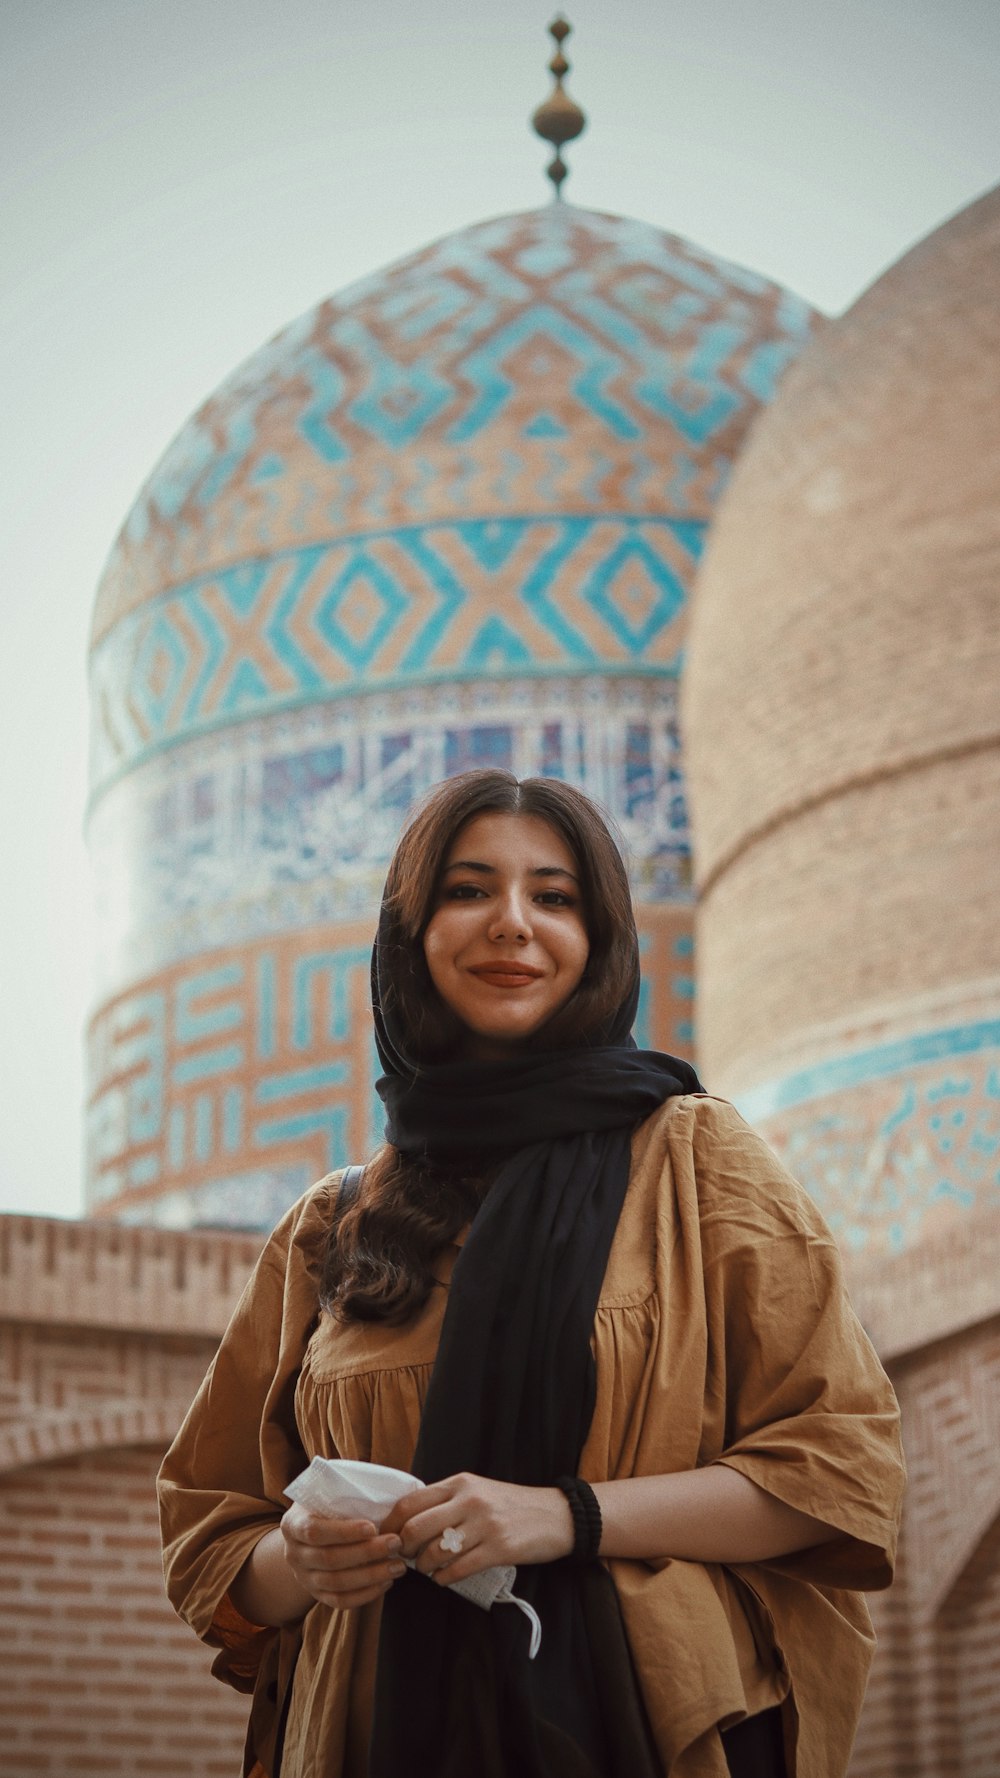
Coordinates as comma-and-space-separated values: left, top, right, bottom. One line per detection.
531, 16, 587, 199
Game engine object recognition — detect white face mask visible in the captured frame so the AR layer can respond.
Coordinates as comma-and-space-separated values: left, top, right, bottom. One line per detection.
286, 1456, 542, 1657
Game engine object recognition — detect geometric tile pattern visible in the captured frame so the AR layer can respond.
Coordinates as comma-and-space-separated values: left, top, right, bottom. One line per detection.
739, 1028, 1000, 1254
91, 207, 815, 652
86, 204, 817, 1222
85, 903, 694, 1228
86, 926, 377, 1221
87, 675, 693, 994
89, 516, 699, 793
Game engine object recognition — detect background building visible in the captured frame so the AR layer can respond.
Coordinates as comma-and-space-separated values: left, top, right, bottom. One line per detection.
683, 184, 1000, 1778
684, 186, 1000, 1268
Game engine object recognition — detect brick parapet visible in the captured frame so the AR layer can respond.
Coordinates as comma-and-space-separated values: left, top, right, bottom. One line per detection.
4, 1205, 998, 1363
0, 1213, 261, 1338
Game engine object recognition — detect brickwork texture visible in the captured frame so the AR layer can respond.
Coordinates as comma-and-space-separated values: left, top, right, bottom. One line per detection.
3, 1202, 1000, 1775
682, 186, 1000, 1262
677, 180, 1000, 1770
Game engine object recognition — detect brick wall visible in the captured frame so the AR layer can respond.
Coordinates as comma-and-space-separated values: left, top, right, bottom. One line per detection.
0, 1214, 260, 1778
851, 1330, 1000, 1778
846, 1217, 1000, 1778
0, 1447, 249, 1775
2, 1209, 999, 1776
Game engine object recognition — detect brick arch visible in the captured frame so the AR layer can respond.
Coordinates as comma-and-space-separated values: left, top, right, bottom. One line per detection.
935, 1511, 1000, 1778
939, 1502, 1000, 1622
928, 1478, 1000, 1621
0, 1396, 192, 1476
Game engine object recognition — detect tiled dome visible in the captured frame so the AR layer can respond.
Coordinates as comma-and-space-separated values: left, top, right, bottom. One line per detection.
86, 203, 816, 1226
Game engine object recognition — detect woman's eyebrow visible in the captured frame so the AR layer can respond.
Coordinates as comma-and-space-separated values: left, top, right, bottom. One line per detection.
442, 859, 579, 882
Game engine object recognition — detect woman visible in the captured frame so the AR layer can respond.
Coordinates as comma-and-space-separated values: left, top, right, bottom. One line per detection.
158, 770, 904, 1778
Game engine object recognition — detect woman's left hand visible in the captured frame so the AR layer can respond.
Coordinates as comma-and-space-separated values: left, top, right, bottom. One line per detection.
381, 1473, 575, 1584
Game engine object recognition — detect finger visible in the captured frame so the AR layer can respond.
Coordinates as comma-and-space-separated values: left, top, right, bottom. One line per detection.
429, 1549, 488, 1586
416, 1538, 492, 1585
390, 1483, 451, 1526
302, 1553, 409, 1595
282, 1508, 378, 1547
285, 1502, 380, 1537
312, 1569, 405, 1610
398, 1506, 468, 1561
288, 1529, 401, 1564
288, 1536, 400, 1578
411, 1525, 484, 1578
381, 1495, 431, 1538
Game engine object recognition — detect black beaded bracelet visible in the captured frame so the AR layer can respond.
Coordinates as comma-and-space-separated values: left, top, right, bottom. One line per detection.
555, 1475, 603, 1563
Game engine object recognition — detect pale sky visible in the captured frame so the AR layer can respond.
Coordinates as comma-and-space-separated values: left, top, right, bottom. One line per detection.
1, 0, 997, 1219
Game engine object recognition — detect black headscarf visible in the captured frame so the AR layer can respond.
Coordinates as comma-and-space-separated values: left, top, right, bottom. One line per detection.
368, 894, 701, 1778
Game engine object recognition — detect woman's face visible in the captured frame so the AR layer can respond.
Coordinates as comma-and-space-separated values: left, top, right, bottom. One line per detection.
422, 811, 591, 1058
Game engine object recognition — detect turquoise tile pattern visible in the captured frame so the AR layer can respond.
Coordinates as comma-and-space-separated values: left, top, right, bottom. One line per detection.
86, 205, 817, 1225
740, 1030, 1000, 1254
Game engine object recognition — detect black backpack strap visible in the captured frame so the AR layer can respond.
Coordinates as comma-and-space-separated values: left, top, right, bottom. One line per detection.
336, 1163, 365, 1214
268, 1175, 366, 1776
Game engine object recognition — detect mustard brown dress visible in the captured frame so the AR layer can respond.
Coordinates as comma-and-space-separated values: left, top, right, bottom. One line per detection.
158, 1095, 904, 1778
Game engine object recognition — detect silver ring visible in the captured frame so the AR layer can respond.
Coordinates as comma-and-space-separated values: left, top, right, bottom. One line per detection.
440, 1525, 465, 1554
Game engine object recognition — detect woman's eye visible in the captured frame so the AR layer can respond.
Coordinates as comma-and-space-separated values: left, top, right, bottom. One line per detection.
440, 882, 575, 907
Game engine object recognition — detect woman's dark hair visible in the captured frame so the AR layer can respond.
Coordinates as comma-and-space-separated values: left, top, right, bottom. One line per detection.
319, 770, 638, 1324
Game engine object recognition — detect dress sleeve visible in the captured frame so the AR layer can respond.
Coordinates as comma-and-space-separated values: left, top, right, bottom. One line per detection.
690, 1098, 905, 1591
157, 1178, 337, 1687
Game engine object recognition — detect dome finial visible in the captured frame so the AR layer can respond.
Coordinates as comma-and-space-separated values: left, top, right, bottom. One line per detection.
531, 15, 587, 200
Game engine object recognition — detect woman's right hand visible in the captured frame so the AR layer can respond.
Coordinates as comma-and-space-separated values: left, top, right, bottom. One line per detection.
279, 1503, 408, 1610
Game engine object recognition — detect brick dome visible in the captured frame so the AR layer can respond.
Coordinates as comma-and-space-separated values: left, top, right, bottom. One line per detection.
86, 203, 815, 1226
682, 185, 1000, 1255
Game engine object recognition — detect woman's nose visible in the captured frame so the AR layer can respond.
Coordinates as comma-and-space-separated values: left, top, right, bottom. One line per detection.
488, 890, 531, 942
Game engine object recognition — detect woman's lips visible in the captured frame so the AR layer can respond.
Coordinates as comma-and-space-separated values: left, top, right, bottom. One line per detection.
469, 964, 543, 986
